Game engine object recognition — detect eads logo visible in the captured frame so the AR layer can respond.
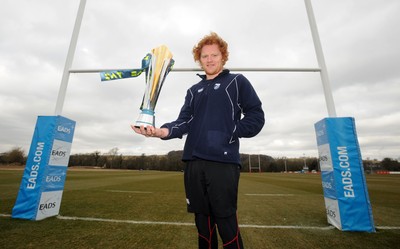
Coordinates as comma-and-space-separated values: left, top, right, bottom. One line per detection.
49, 140, 71, 166
46, 175, 62, 183
51, 149, 67, 157
39, 201, 57, 211
57, 125, 71, 134
36, 191, 63, 219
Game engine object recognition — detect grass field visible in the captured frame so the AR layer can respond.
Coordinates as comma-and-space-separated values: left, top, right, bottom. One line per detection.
1, 168, 399, 249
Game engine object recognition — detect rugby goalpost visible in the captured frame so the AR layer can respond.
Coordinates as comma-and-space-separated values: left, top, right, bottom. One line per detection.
12, 0, 375, 232
56, 0, 335, 116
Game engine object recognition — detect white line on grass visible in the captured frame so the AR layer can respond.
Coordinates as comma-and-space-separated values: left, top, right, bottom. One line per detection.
240, 224, 334, 230
57, 215, 194, 226
245, 194, 295, 196
376, 226, 400, 230
2, 214, 399, 230
55, 216, 333, 230
105, 190, 153, 194
51, 216, 400, 230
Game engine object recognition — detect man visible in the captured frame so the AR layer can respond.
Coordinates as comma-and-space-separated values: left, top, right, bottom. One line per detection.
132, 32, 265, 249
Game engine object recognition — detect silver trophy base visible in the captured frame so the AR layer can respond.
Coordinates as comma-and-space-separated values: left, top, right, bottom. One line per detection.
134, 109, 155, 128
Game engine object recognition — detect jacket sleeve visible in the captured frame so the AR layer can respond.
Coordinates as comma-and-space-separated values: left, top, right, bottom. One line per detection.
236, 75, 265, 138
160, 88, 194, 140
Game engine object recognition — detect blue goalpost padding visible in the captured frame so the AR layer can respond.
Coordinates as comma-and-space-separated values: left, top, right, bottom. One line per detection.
12, 116, 75, 220
315, 117, 375, 232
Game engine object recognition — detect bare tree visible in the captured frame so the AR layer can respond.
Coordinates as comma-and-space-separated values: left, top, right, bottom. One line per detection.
1, 147, 26, 165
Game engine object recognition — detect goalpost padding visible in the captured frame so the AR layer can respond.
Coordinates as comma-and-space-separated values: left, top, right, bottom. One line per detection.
314, 117, 375, 232
12, 116, 75, 220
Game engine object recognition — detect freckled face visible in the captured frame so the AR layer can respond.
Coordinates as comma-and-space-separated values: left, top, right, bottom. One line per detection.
200, 44, 224, 80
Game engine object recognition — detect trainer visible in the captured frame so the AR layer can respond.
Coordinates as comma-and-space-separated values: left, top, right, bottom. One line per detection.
132, 32, 265, 249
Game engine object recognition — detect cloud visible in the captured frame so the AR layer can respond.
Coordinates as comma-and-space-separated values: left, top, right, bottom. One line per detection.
1, 0, 399, 160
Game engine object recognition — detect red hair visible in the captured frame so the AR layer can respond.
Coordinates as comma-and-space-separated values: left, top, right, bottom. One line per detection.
192, 32, 229, 66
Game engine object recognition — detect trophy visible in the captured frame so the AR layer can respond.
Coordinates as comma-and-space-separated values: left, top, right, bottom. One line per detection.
134, 45, 174, 128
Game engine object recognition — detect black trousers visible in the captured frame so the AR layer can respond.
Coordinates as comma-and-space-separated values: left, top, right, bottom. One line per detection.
195, 213, 244, 249
184, 160, 244, 249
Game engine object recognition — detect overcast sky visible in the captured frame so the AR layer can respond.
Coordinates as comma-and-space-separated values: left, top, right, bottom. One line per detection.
1, 0, 399, 160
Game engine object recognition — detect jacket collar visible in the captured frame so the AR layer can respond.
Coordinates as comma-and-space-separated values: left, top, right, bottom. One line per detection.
197, 69, 230, 81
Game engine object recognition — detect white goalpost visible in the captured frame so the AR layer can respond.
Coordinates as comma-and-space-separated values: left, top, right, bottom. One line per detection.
55, 0, 336, 118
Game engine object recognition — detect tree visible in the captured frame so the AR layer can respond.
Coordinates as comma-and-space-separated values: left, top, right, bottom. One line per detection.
107, 147, 120, 169
92, 151, 101, 166
381, 158, 400, 171
1, 147, 26, 165
308, 158, 319, 172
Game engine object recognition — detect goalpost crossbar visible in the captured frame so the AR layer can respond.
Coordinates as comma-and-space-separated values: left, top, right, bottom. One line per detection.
69, 68, 321, 73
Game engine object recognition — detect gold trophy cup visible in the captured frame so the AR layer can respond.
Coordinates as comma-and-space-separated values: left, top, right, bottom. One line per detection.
134, 45, 174, 128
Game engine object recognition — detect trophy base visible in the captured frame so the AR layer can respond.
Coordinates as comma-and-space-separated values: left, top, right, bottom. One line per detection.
134, 109, 155, 128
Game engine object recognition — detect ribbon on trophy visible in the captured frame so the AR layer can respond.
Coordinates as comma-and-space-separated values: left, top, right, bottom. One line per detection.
100, 54, 152, 81
100, 45, 175, 128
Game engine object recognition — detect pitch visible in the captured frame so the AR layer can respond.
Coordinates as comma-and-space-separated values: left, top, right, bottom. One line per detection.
0, 168, 399, 248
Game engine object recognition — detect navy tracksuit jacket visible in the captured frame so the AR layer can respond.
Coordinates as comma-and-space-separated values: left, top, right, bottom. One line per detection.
161, 69, 265, 165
